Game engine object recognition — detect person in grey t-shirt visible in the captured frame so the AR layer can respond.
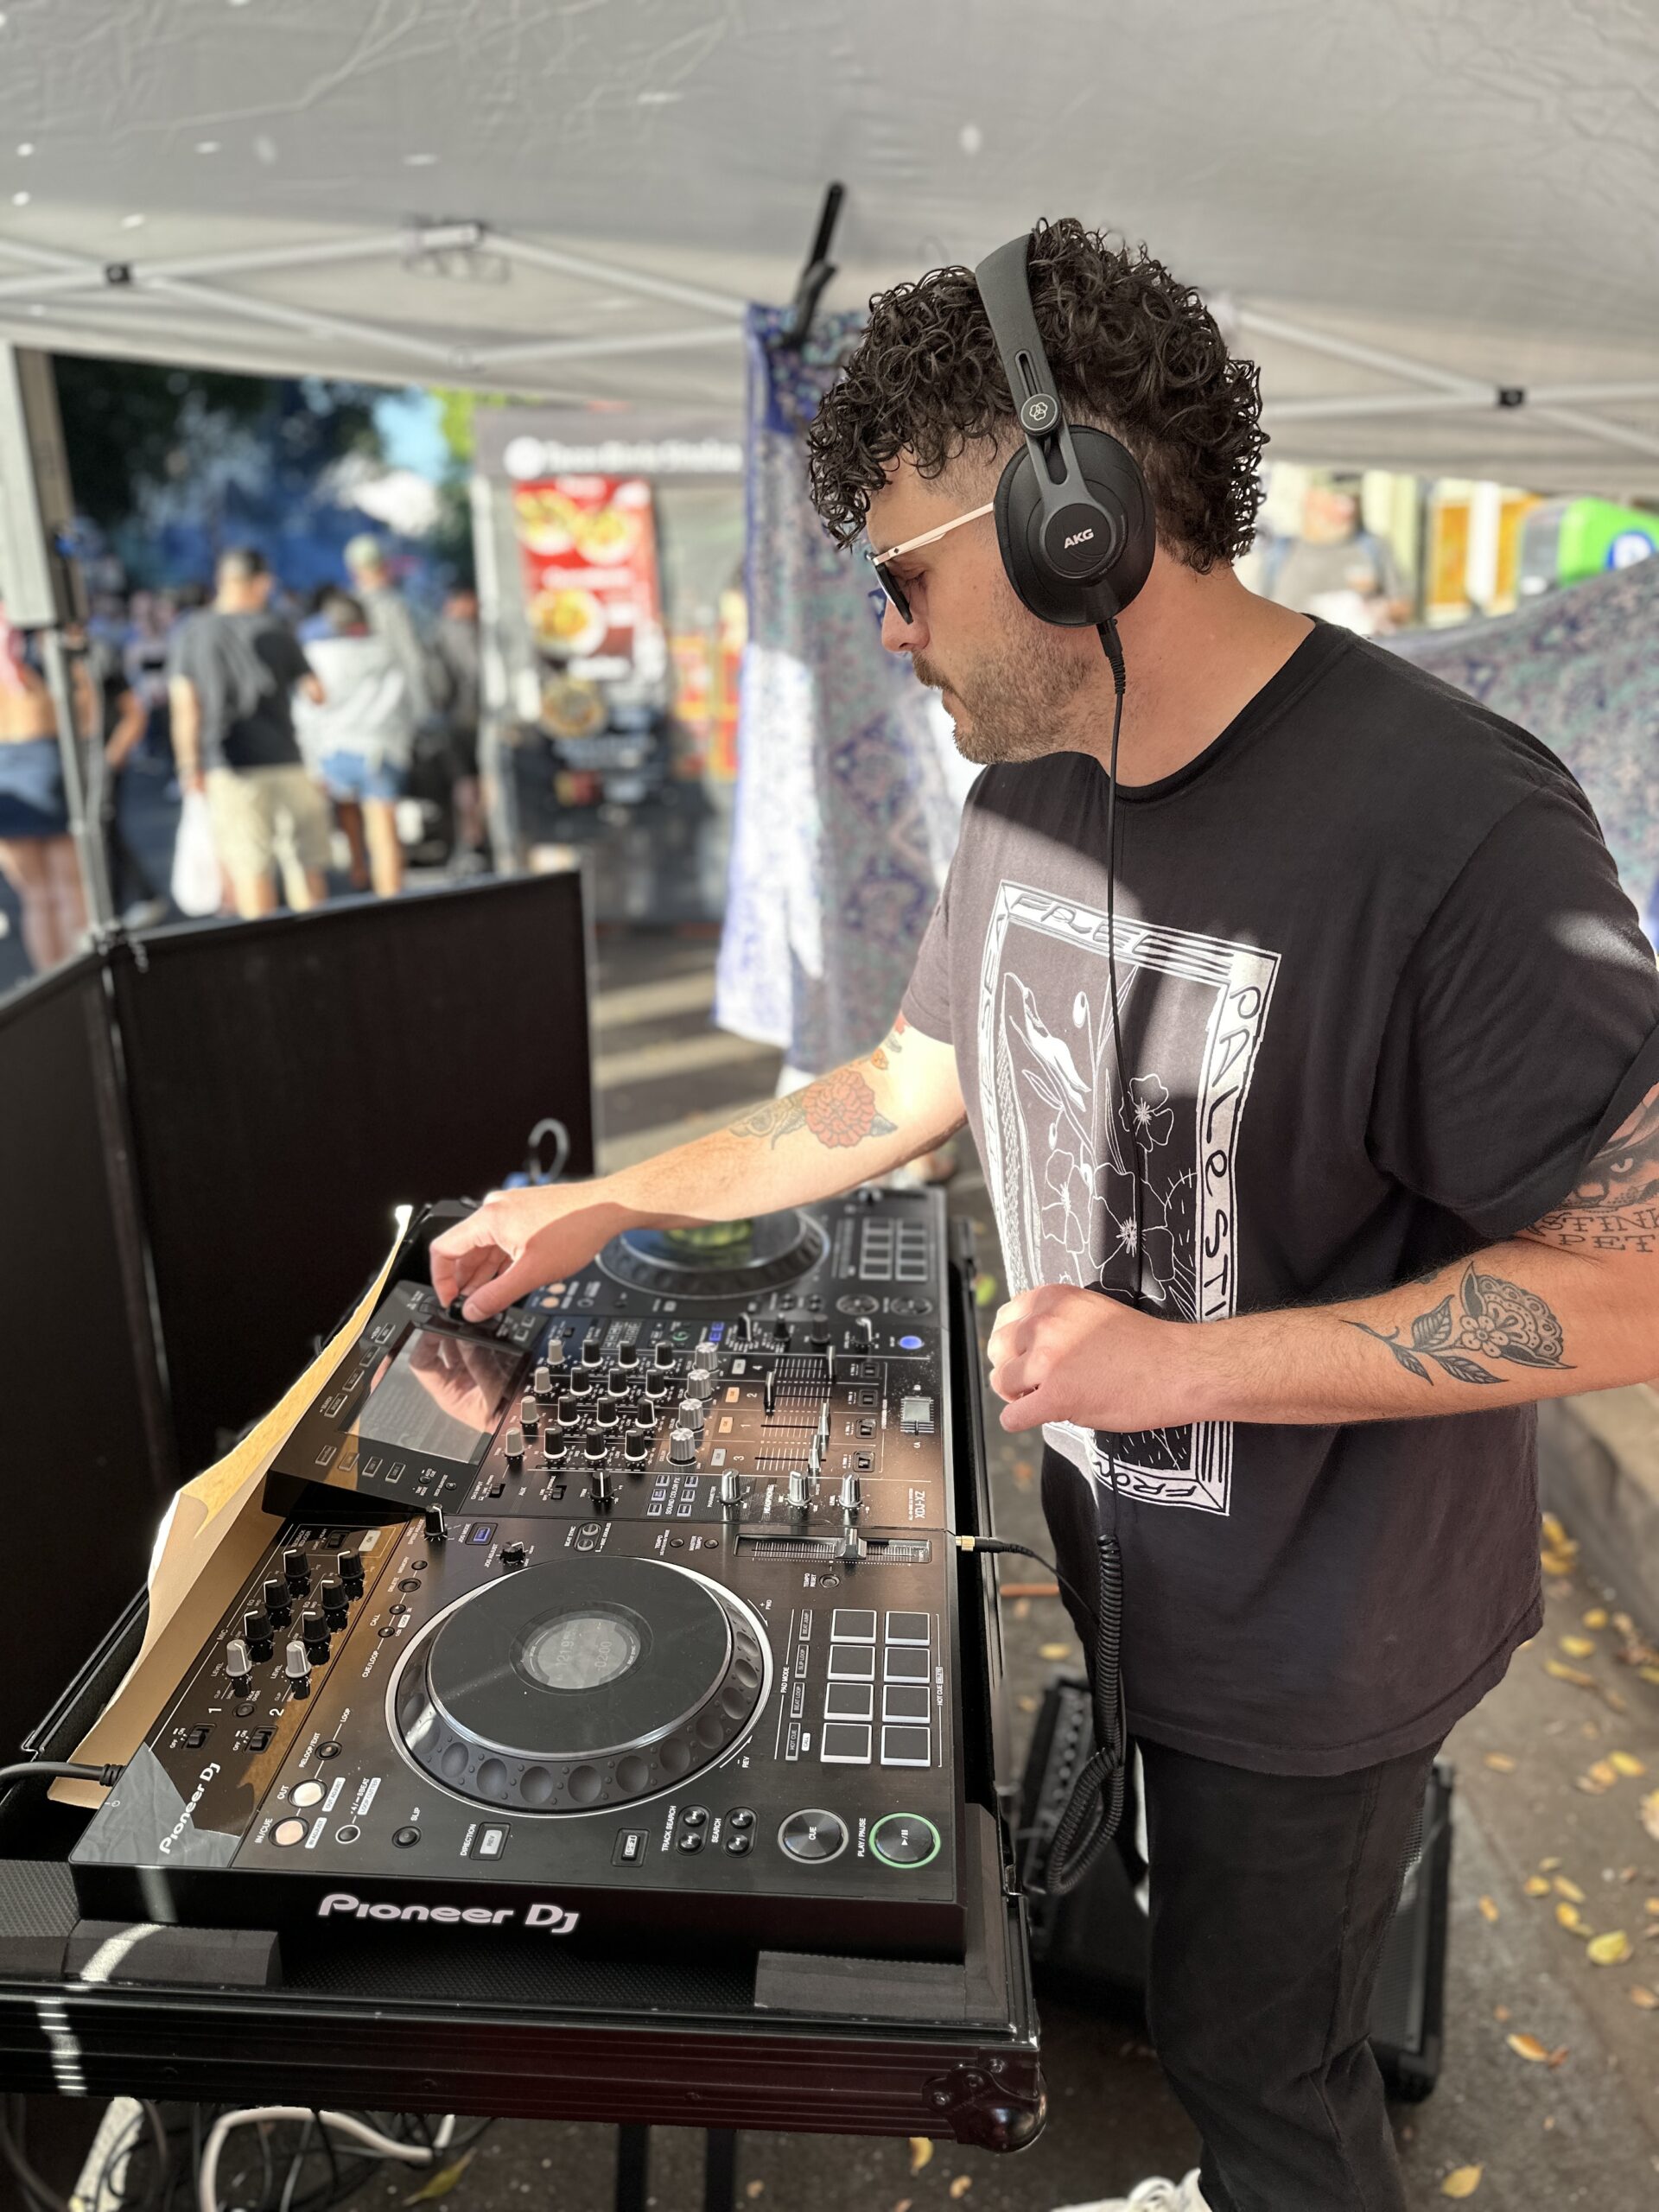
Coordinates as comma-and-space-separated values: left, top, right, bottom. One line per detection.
419, 221, 1659, 2212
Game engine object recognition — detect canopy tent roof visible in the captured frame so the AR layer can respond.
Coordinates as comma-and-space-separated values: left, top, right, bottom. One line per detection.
1, 0, 1657, 493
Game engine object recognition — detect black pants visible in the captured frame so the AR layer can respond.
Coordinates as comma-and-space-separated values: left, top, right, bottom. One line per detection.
1137, 1736, 1438, 2212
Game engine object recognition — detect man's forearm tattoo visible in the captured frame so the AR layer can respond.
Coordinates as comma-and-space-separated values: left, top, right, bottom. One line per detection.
1345, 1263, 1573, 1388
1528, 1079, 1659, 1255
727, 1060, 897, 1152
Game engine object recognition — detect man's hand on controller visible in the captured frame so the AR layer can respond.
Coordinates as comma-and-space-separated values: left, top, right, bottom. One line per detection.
429, 1183, 633, 1322
987, 1282, 1202, 1434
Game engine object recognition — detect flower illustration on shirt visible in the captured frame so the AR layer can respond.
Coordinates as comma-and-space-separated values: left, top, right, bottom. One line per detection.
1119, 1072, 1174, 1153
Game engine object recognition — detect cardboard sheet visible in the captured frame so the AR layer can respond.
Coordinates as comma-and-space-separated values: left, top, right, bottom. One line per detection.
54, 1226, 405, 1808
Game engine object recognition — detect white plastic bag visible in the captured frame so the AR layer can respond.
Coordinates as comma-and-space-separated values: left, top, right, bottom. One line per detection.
169, 787, 222, 918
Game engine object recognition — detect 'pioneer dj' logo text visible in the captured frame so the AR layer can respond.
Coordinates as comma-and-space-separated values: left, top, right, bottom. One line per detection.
317, 1891, 580, 1935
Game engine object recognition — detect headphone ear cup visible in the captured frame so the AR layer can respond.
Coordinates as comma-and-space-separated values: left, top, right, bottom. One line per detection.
993, 426, 1157, 626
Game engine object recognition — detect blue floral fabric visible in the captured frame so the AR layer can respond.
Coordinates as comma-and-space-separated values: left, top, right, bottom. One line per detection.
715, 305, 964, 1072
1391, 560, 1659, 940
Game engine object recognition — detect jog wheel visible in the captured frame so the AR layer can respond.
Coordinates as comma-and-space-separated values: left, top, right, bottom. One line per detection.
390, 1556, 769, 1815
598, 1212, 828, 1300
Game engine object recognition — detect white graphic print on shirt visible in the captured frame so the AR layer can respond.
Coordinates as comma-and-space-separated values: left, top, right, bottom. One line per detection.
975, 883, 1280, 1516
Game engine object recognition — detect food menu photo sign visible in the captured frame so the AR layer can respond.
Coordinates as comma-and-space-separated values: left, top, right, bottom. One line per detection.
512, 476, 662, 675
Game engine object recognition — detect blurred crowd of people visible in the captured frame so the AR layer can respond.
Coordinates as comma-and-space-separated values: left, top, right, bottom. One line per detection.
0, 536, 484, 975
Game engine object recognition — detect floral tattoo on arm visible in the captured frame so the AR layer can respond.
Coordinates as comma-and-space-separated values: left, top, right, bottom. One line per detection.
725, 1020, 906, 1152
1346, 1264, 1573, 1388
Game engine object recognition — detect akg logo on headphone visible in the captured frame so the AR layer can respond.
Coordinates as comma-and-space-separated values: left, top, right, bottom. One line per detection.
1063, 529, 1096, 550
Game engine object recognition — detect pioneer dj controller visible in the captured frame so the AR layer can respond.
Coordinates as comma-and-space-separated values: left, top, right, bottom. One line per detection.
71, 1190, 972, 1959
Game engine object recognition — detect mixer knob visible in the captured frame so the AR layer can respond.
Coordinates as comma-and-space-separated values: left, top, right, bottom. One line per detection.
591, 1468, 615, 1510
301, 1607, 330, 1656
285, 1641, 311, 1697
580, 1335, 606, 1369
763, 1367, 779, 1417
605, 1370, 632, 1401
500, 1541, 528, 1571
519, 1394, 539, 1435
543, 1433, 568, 1465
264, 1577, 293, 1626
839, 1471, 862, 1517
243, 1610, 273, 1659
532, 1362, 555, 1401
556, 1392, 583, 1428
225, 1637, 251, 1688
685, 1365, 715, 1402
719, 1470, 742, 1516
336, 1549, 364, 1592
568, 1369, 594, 1400
594, 1402, 620, 1431
423, 1506, 448, 1544
320, 1579, 347, 1624
624, 1423, 652, 1465
677, 1395, 706, 1433
584, 1433, 608, 1465
728, 1314, 750, 1344
283, 1548, 310, 1591
644, 1369, 674, 1401
807, 1329, 831, 1351
504, 1425, 524, 1465
616, 1339, 639, 1368
653, 1341, 678, 1370
545, 1338, 566, 1370
669, 1426, 698, 1466
855, 1314, 875, 1346
787, 1468, 810, 1516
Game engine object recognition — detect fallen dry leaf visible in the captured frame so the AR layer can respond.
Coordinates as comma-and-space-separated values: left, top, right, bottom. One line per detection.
1638, 1666, 1659, 1688
1610, 1751, 1646, 1778
746, 2186, 765, 2202
1554, 1876, 1586, 1903
908, 2141, 934, 2176
1492, 2004, 1511, 2022
948, 2181, 973, 2201
1548, 2046, 1570, 2069
1587, 1930, 1632, 1966
1582, 1608, 1609, 1629
1630, 1985, 1659, 2010
1640, 1791, 1659, 1844
1016, 1694, 1039, 1714
1012, 1599, 1031, 1622
1560, 1636, 1597, 1659
1507, 2031, 1550, 2062
1478, 1896, 1500, 1923
1576, 1777, 1608, 1796
1587, 1759, 1619, 1786
404, 2153, 476, 2205
1556, 1902, 1592, 1935
1544, 1660, 1598, 1688
1524, 1876, 1552, 1897
1540, 1856, 1562, 1872
1440, 2168, 1483, 2198
1646, 1898, 1659, 1916
893, 2202, 912, 2212
1483, 1752, 1516, 1773
1038, 1642, 1072, 1662
1541, 1512, 1576, 1551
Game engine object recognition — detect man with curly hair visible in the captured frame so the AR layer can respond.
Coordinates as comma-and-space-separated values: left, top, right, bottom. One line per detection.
432, 221, 1659, 2211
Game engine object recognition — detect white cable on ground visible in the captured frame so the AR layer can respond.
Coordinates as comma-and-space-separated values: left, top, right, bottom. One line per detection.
198, 2107, 456, 2212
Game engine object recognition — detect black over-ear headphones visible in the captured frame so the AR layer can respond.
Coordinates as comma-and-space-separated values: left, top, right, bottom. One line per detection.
974, 234, 1156, 628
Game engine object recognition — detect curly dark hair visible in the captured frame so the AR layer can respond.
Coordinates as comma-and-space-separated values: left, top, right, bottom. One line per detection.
806, 217, 1266, 572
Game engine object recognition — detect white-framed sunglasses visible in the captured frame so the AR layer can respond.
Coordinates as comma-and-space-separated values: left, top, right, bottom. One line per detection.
864, 499, 995, 625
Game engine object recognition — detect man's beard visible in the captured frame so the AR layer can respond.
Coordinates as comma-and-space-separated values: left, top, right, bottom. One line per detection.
912, 631, 1091, 765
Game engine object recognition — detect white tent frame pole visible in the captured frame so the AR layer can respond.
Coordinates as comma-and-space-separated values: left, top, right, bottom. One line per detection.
143, 274, 461, 369
0, 231, 423, 304
1274, 378, 1659, 423
469, 323, 744, 370
490, 234, 748, 321
1241, 302, 1659, 463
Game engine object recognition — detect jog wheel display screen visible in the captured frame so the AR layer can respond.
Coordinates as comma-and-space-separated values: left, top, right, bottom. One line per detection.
356, 1328, 519, 1465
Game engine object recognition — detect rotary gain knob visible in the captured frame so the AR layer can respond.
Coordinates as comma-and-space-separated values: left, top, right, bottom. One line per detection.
669, 1425, 698, 1466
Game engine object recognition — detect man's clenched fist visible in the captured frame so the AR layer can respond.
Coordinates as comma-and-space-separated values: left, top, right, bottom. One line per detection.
986, 1281, 1201, 1434
429, 1182, 632, 1321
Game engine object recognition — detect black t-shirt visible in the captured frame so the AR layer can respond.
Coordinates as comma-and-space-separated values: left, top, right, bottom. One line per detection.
168, 609, 311, 772
903, 620, 1659, 1777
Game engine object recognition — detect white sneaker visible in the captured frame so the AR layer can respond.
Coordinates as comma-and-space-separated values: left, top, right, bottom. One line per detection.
1052, 2171, 1211, 2212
